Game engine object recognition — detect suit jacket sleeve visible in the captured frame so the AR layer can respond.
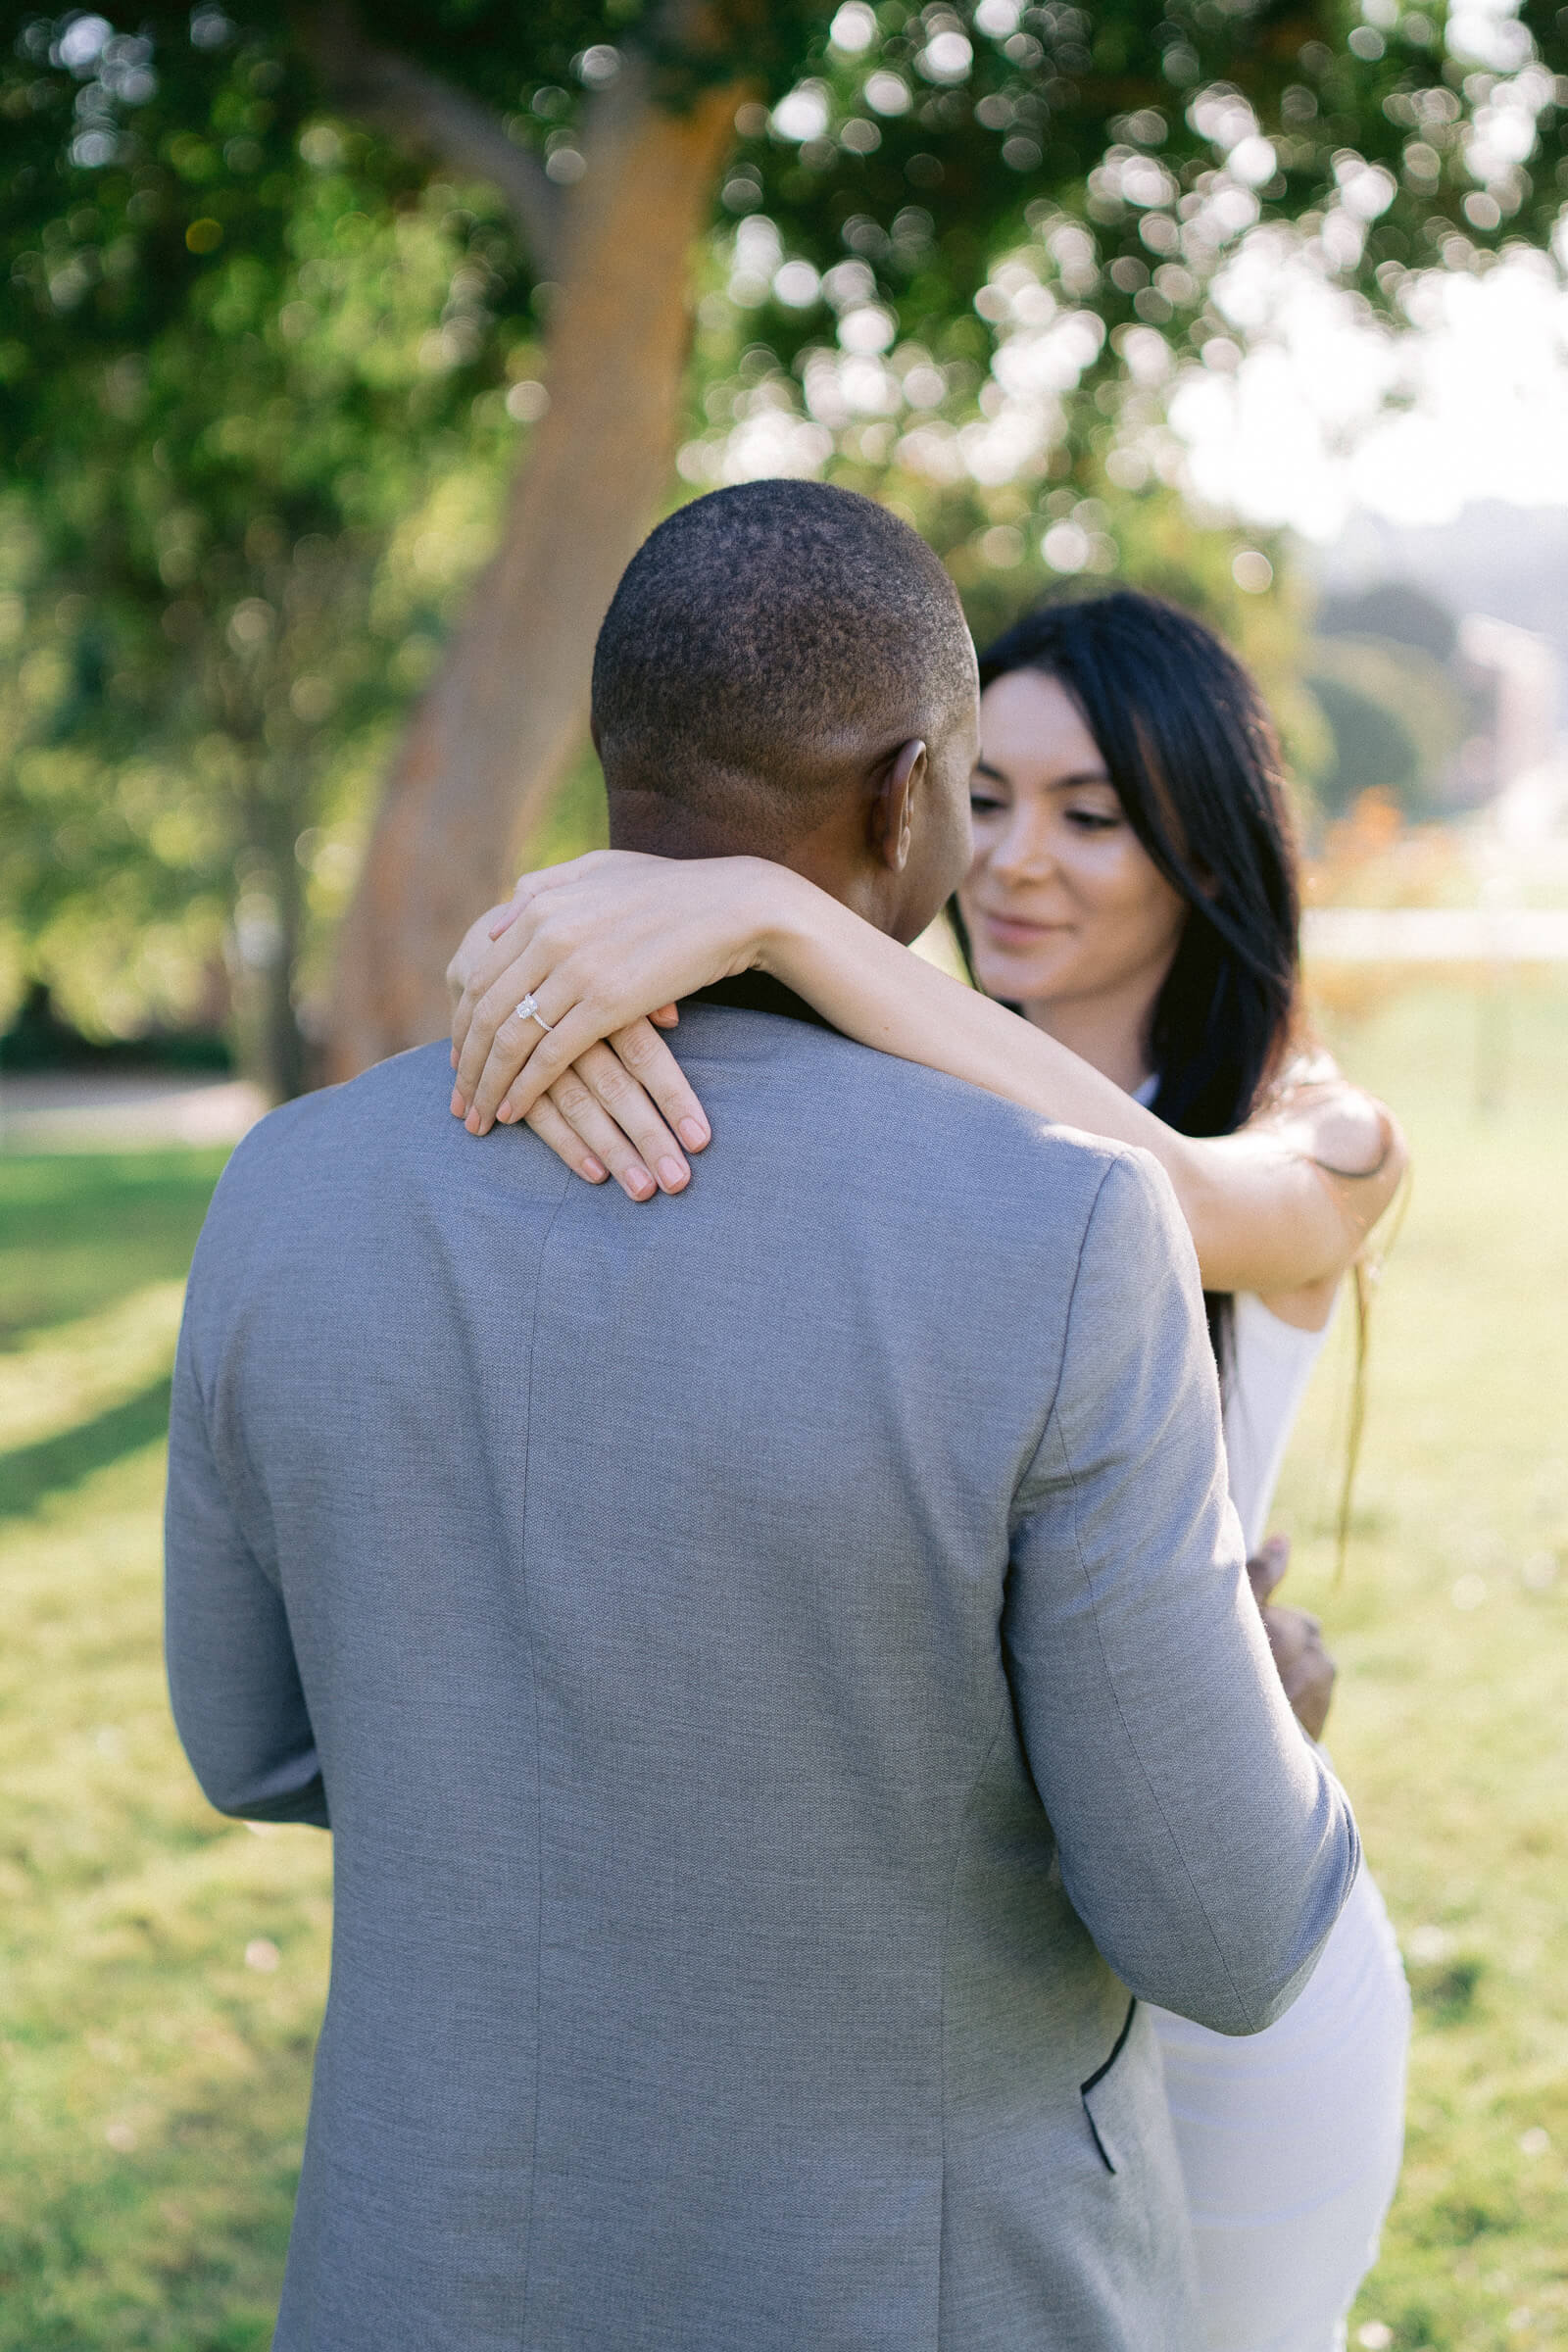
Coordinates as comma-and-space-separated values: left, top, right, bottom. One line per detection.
1004, 1149, 1358, 2036
164, 1298, 329, 1830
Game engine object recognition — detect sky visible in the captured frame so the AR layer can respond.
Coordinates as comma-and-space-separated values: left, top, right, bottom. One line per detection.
1168, 235, 1568, 543
1159, 0, 1568, 541
731, 0, 1568, 554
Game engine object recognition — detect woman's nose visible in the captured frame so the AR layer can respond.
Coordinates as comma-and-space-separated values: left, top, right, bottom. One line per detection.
986, 811, 1054, 883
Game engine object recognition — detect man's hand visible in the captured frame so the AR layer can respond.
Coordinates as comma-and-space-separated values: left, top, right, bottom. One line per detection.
1246, 1535, 1337, 1741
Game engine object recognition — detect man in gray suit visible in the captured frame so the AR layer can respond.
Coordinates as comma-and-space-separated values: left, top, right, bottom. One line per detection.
166, 480, 1357, 2351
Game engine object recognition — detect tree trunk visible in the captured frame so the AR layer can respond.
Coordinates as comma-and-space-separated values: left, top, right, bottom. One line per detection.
321, 71, 742, 1080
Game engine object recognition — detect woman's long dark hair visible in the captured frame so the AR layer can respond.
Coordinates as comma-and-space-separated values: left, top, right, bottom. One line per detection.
966, 589, 1303, 1378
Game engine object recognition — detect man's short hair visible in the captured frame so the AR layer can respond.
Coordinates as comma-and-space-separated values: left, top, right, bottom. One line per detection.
591, 480, 976, 841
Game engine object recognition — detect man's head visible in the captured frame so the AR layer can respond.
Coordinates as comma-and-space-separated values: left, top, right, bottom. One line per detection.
591, 480, 979, 943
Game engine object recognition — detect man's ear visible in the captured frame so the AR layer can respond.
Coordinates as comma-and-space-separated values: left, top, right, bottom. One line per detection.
871, 738, 927, 873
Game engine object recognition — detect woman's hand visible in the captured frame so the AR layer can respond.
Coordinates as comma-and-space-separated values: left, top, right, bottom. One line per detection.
444, 878, 703, 1196
1234, 1058, 1407, 1312
1246, 1536, 1336, 1740
514, 1023, 703, 1200
447, 850, 788, 1163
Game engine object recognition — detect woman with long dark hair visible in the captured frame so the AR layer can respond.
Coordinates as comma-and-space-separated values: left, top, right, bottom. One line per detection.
448, 588, 1411, 2347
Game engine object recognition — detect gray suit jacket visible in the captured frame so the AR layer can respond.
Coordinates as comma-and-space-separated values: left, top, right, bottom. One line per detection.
166, 1004, 1357, 2352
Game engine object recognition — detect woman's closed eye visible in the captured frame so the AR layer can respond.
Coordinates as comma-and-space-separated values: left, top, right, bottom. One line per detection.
1062, 803, 1122, 832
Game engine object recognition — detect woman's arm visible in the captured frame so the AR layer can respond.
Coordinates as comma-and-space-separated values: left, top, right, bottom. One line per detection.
751, 875, 1404, 1298
449, 851, 1406, 1296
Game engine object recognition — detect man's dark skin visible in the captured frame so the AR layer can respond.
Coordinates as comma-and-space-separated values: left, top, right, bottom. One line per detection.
603, 721, 976, 948
450, 702, 977, 1174
448, 699, 1337, 1739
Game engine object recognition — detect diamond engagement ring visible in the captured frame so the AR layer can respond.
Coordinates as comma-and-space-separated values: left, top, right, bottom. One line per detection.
514, 994, 553, 1034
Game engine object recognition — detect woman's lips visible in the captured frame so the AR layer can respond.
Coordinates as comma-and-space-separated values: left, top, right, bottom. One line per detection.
976, 910, 1071, 950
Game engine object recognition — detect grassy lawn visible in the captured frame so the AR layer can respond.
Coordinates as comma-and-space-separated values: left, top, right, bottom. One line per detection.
0, 1152, 331, 2351
1285, 976, 1568, 2351
1, 979, 1565, 2349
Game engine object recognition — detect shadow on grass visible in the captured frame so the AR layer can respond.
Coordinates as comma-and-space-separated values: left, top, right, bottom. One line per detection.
1407, 1953, 1486, 2028
0, 1150, 226, 1346
0, 1376, 172, 1521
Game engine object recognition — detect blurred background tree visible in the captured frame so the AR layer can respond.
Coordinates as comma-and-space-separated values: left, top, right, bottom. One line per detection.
3, 1, 1565, 1089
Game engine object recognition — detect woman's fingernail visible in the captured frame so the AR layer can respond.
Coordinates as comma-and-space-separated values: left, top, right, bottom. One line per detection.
583, 1156, 608, 1183
657, 1156, 687, 1192
496, 1100, 514, 1123
623, 1166, 654, 1200
465, 1109, 481, 1135
678, 1118, 709, 1151
451, 1088, 466, 1116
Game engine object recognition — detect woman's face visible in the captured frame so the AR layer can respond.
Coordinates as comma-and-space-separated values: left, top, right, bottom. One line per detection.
959, 668, 1190, 1022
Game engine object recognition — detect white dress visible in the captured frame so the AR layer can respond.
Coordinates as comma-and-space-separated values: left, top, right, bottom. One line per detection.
1149, 1288, 1412, 2352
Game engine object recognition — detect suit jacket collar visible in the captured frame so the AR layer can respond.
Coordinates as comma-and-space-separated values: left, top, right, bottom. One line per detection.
687, 973, 835, 1031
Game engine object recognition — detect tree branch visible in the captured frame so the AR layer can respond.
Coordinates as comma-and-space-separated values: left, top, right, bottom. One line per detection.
304, 5, 565, 280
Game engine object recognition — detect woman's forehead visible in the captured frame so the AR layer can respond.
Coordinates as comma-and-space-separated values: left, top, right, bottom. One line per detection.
979, 669, 1107, 775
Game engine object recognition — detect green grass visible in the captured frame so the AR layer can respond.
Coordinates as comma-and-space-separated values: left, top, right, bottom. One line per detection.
0, 1150, 330, 2350
1282, 975, 1568, 2351
1, 982, 1565, 2348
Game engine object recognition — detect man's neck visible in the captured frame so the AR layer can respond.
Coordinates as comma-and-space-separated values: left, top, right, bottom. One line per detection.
607, 792, 756, 861
607, 788, 888, 928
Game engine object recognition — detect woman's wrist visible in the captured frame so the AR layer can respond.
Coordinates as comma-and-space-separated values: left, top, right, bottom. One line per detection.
746, 860, 837, 982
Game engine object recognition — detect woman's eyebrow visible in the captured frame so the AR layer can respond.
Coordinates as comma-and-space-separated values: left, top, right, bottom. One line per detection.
972, 760, 1116, 789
